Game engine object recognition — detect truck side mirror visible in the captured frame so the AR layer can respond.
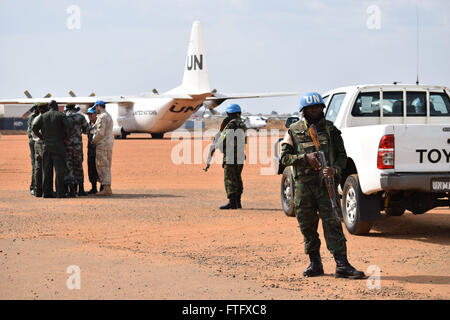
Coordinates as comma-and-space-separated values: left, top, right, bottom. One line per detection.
285, 116, 299, 128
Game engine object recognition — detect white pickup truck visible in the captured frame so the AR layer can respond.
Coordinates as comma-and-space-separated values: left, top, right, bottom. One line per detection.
276, 84, 450, 235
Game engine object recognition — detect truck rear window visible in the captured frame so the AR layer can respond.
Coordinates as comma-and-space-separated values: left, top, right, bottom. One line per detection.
430, 92, 450, 116
352, 91, 450, 117
406, 92, 426, 116
383, 92, 403, 117
351, 92, 380, 117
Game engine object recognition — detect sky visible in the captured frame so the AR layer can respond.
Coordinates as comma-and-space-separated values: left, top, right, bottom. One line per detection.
0, 0, 449, 114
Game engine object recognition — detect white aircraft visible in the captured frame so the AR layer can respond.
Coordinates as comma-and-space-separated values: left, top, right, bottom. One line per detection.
243, 116, 268, 131
0, 21, 296, 139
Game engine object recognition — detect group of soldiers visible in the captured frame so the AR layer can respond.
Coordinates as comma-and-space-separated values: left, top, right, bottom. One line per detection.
27, 100, 114, 198
212, 95, 366, 279
25, 93, 366, 280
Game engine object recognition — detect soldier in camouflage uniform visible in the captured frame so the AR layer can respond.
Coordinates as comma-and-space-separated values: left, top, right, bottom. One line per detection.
64, 104, 89, 197
27, 103, 40, 195
215, 104, 247, 210
280, 92, 365, 279
31, 103, 49, 197
86, 106, 99, 194
92, 100, 114, 196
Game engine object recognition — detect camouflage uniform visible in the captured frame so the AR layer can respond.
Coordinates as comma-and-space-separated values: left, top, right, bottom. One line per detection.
64, 109, 88, 186
31, 114, 44, 196
215, 115, 247, 200
87, 121, 99, 186
92, 110, 114, 187
27, 109, 40, 193
280, 117, 347, 255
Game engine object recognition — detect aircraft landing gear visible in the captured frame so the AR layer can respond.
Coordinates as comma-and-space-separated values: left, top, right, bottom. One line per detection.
114, 129, 129, 139
151, 133, 164, 139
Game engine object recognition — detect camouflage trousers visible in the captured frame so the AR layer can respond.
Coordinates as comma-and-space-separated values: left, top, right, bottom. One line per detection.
29, 139, 35, 191
223, 164, 244, 199
294, 178, 347, 255
96, 148, 112, 185
65, 144, 84, 185
34, 142, 44, 196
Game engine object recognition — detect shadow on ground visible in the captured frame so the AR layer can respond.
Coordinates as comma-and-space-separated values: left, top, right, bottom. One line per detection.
381, 275, 450, 285
365, 212, 450, 245
110, 193, 184, 199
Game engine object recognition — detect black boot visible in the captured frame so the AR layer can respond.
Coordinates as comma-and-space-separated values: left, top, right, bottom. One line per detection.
237, 195, 242, 209
88, 182, 98, 194
78, 183, 88, 196
67, 184, 76, 198
220, 197, 238, 210
303, 251, 324, 277
334, 254, 366, 279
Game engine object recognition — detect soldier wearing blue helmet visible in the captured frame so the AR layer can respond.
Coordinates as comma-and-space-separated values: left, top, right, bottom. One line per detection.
92, 100, 114, 196
86, 106, 99, 193
280, 92, 365, 279
214, 104, 247, 209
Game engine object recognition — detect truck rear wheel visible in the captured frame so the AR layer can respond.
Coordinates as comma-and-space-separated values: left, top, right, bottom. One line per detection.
342, 174, 376, 235
281, 167, 296, 217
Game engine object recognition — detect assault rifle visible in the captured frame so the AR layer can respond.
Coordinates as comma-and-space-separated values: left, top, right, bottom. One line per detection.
203, 131, 222, 172
308, 124, 341, 220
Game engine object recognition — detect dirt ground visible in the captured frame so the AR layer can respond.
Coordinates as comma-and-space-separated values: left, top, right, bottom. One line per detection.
0, 133, 449, 300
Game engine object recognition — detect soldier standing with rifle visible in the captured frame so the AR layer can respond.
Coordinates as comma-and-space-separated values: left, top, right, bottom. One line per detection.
280, 92, 365, 279
214, 104, 247, 210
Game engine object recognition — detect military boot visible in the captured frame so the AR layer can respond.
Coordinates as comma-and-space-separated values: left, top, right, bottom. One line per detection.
77, 183, 88, 196
219, 197, 238, 210
303, 251, 324, 277
96, 185, 112, 196
334, 254, 366, 279
67, 184, 77, 198
237, 195, 242, 209
88, 182, 98, 194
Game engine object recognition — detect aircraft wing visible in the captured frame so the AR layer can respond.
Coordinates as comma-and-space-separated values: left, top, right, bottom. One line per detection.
202, 91, 298, 111
0, 93, 193, 105
205, 92, 298, 101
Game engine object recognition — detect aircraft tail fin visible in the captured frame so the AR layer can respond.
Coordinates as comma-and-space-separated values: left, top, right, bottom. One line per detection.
180, 21, 210, 94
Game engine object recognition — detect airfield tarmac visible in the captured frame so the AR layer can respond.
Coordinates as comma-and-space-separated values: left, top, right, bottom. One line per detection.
0, 133, 449, 300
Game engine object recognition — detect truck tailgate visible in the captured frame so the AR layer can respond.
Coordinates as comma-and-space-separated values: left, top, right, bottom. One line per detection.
395, 124, 450, 172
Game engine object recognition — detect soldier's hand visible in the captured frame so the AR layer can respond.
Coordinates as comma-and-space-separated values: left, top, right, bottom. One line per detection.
323, 166, 336, 178
306, 152, 321, 170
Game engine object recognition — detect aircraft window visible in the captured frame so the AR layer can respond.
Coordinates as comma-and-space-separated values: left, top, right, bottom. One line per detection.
382, 91, 403, 117
430, 92, 450, 116
325, 93, 346, 122
351, 92, 380, 117
406, 92, 426, 116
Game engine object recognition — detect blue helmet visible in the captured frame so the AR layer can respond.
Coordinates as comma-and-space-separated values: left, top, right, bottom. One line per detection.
299, 92, 325, 112
87, 106, 96, 114
225, 104, 241, 114
93, 100, 105, 108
